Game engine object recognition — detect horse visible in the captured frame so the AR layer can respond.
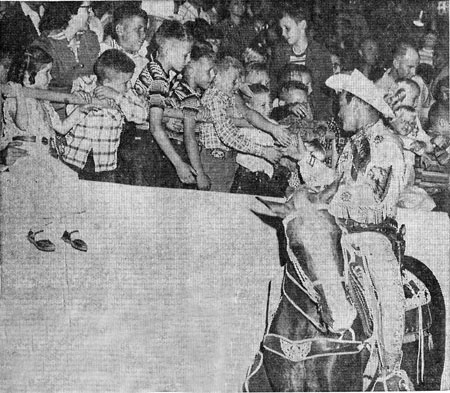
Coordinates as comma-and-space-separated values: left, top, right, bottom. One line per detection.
243, 190, 445, 392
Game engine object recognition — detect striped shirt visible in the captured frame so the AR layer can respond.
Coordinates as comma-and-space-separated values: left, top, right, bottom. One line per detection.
63, 76, 148, 172
289, 46, 307, 66
135, 55, 178, 109
198, 86, 264, 156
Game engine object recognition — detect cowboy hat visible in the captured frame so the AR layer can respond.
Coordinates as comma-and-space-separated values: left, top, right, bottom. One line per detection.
326, 69, 395, 118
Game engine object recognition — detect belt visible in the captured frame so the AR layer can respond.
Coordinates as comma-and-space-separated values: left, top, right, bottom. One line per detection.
202, 147, 235, 160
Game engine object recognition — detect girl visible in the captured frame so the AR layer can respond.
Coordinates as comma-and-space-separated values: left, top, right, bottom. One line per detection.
2, 47, 95, 252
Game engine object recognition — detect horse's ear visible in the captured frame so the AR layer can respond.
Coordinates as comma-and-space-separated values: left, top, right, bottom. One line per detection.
251, 210, 283, 230
255, 197, 293, 219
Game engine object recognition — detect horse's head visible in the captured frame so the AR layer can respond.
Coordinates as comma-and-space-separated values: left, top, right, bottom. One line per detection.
256, 189, 335, 251
255, 189, 355, 331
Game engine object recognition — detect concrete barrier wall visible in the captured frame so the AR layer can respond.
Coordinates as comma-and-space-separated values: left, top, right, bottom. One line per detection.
0, 181, 448, 391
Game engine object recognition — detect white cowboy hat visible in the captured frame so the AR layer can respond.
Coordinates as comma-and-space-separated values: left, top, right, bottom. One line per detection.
326, 69, 395, 119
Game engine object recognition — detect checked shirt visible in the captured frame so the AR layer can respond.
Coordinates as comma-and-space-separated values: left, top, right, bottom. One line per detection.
198, 86, 263, 156
63, 76, 148, 172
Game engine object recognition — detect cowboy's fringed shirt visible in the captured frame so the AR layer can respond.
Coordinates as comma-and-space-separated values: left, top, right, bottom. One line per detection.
329, 120, 406, 224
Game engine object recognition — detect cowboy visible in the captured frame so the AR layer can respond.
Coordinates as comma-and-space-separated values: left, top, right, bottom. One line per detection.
305, 69, 411, 389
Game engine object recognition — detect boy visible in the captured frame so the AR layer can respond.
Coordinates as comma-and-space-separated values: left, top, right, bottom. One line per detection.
244, 62, 269, 87
231, 83, 290, 197
390, 105, 429, 185
271, 80, 313, 121
198, 56, 286, 192
63, 49, 148, 183
135, 20, 197, 188
168, 43, 216, 190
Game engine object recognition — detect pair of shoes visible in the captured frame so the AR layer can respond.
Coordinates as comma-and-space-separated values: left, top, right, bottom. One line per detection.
27, 229, 87, 252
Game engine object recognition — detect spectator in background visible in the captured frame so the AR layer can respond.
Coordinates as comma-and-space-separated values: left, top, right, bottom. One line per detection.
100, 4, 148, 85
217, 0, 258, 62
32, 2, 100, 93
177, 0, 211, 24
269, 3, 333, 121
0, 2, 45, 53
418, 29, 438, 66
357, 37, 384, 82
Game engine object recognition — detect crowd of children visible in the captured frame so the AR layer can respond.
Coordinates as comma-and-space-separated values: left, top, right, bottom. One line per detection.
0, 1, 449, 250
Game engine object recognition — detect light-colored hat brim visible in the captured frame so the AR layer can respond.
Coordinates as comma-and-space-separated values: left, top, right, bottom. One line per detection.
326, 69, 395, 118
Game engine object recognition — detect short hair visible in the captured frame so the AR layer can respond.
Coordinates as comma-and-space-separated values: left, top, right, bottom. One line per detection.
396, 78, 420, 95
39, 2, 82, 32
190, 42, 216, 62
248, 83, 270, 95
155, 20, 193, 49
245, 62, 268, 75
280, 80, 308, 94
215, 56, 244, 76
184, 18, 211, 43
277, 2, 310, 24
94, 49, 135, 84
428, 102, 449, 125
112, 4, 148, 41
393, 42, 417, 60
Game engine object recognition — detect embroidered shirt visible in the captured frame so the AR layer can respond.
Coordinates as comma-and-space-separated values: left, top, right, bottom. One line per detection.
198, 86, 264, 156
63, 76, 148, 172
329, 120, 406, 224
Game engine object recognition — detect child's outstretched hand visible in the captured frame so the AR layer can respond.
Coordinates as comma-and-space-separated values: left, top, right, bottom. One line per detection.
78, 104, 100, 114
271, 125, 291, 147
94, 86, 120, 102
262, 146, 283, 163
289, 102, 310, 118
410, 140, 426, 155
283, 143, 302, 161
74, 91, 93, 103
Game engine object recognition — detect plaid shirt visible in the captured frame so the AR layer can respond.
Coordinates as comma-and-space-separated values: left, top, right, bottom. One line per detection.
198, 87, 263, 156
63, 76, 148, 172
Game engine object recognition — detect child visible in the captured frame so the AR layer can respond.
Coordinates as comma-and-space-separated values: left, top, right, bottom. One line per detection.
64, 49, 148, 183
244, 62, 269, 87
283, 134, 335, 192
231, 83, 290, 197
418, 29, 438, 66
168, 42, 216, 191
281, 63, 313, 96
390, 105, 429, 185
198, 56, 286, 192
2, 47, 95, 252
135, 20, 197, 188
271, 80, 313, 121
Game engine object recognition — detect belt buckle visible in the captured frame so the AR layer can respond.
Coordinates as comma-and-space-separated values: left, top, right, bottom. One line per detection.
211, 149, 225, 159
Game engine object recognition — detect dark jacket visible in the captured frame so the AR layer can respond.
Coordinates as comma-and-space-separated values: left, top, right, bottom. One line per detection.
268, 38, 333, 121
32, 30, 100, 92
0, 3, 40, 53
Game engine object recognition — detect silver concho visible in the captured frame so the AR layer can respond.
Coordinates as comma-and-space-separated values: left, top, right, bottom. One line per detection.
280, 339, 312, 362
